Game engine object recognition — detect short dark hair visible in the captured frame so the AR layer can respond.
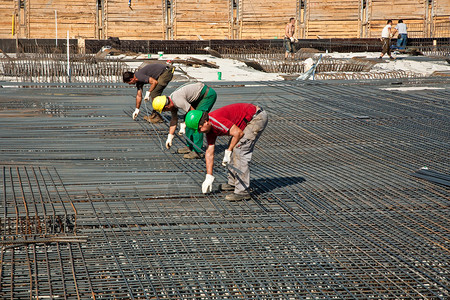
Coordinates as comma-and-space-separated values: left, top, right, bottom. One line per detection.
123, 71, 135, 83
289, 18, 295, 22
398, 19, 403, 23
199, 111, 209, 127
387, 20, 392, 24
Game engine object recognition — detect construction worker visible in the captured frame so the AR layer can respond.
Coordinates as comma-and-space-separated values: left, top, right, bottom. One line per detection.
185, 103, 268, 201
284, 17, 297, 60
123, 63, 175, 123
379, 20, 397, 60
152, 82, 217, 159
395, 20, 408, 50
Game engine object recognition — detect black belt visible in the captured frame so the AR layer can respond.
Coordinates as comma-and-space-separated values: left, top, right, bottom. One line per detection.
200, 87, 209, 99
244, 106, 264, 123
254, 106, 264, 117
165, 66, 175, 73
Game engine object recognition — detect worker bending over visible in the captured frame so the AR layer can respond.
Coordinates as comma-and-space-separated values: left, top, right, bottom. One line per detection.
152, 82, 217, 159
185, 103, 268, 201
123, 63, 175, 123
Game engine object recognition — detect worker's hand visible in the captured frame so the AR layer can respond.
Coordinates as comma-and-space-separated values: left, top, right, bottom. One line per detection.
144, 91, 150, 102
202, 174, 215, 194
166, 134, 174, 149
178, 122, 186, 136
290, 37, 295, 42
132, 108, 140, 120
222, 150, 232, 166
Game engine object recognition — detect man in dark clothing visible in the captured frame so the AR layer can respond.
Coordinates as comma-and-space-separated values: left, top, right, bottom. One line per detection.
123, 63, 175, 122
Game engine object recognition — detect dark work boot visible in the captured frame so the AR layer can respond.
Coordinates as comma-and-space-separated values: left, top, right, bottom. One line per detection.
220, 183, 235, 191
176, 147, 191, 154
225, 192, 251, 202
149, 111, 163, 123
183, 151, 204, 159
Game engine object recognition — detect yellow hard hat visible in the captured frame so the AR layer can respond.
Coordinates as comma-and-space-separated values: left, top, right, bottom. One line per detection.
152, 95, 168, 113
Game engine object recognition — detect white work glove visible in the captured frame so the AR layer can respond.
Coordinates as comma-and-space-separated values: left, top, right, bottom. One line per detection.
222, 150, 232, 166
290, 37, 295, 42
165, 134, 174, 149
178, 122, 186, 136
132, 108, 140, 120
202, 174, 215, 194
144, 91, 150, 102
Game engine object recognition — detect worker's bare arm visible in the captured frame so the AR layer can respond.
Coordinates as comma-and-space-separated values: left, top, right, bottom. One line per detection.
227, 125, 244, 151
205, 144, 215, 175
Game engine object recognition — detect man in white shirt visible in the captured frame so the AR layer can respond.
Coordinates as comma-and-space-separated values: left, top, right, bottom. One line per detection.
379, 20, 397, 60
395, 20, 408, 50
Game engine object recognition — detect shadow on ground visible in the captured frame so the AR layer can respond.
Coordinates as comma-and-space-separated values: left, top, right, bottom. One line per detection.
251, 176, 306, 194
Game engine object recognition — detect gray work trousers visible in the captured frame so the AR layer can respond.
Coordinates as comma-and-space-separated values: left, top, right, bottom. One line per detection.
228, 109, 268, 194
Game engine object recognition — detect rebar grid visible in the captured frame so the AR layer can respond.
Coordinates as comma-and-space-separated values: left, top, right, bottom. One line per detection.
314, 70, 420, 80
0, 80, 449, 299
1, 166, 76, 237
0, 54, 128, 83
5, 37, 449, 56
221, 52, 380, 74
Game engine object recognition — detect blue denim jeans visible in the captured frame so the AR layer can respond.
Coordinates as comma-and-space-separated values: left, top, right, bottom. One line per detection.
396, 34, 407, 50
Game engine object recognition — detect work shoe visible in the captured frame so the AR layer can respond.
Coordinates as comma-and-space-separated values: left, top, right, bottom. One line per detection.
220, 183, 235, 191
225, 192, 251, 202
176, 147, 191, 154
149, 112, 163, 123
183, 151, 204, 159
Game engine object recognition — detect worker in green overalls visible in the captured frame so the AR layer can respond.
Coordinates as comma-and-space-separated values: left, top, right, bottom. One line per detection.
153, 82, 217, 159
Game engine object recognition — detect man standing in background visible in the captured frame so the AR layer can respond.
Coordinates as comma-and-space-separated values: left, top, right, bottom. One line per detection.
395, 20, 408, 50
284, 18, 296, 60
379, 20, 397, 60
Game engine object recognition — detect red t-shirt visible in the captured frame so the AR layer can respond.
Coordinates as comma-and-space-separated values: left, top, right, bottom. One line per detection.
206, 103, 257, 145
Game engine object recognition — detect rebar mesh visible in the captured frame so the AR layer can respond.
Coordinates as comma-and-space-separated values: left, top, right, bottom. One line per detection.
0, 80, 449, 299
0, 54, 128, 83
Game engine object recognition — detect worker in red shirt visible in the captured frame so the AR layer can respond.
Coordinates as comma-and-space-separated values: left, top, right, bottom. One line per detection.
185, 103, 268, 201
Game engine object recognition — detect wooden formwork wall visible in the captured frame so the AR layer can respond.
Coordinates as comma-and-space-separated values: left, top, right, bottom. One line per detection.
433, 0, 450, 37
106, 0, 164, 40
0, 1, 14, 37
239, 0, 297, 39
305, 0, 361, 38
173, 0, 230, 39
368, 0, 427, 38
28, 0, 96, 39
434, 0, 450, 16
1, 0, 449, 40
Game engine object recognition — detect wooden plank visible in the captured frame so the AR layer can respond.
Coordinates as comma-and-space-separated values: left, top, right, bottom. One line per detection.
308, 0, 360, 20
106, 0, 164, 40
240, 0, 297, 39
434, 0, 450, 16
174, 0, 230, 39
0, 0, 15, 36
370, 0, 427, 19
27, 0, 97, 38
